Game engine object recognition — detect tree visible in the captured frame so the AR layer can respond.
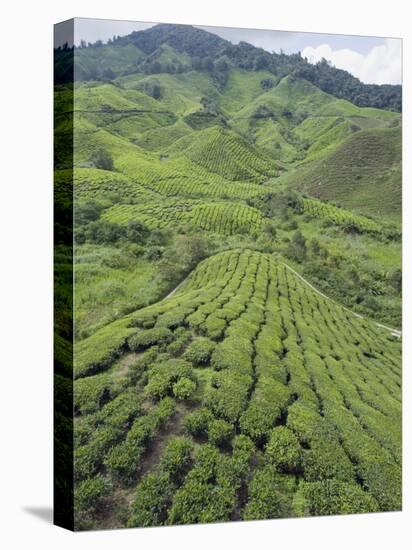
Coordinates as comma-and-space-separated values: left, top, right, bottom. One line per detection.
90, 148, 114, 171
192, 56, 202, 70
254, 54, 269, 70
103, 68, 115, 80
202, 57, 214, 71
263, 221, 277, 239
126, 221, 150, 244
261, 78, 275, 91
310, 238, 321, 256
389, 269, 402, 293
287, 230, 307, 262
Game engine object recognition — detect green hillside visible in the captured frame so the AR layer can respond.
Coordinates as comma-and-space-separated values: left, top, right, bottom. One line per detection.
54, 22, 402, 531
73, 250, 401, 528
283, 126, 402, 221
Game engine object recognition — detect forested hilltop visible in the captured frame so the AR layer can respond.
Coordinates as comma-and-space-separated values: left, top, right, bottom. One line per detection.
55, 23, 402, 111
54, 21, 402, 531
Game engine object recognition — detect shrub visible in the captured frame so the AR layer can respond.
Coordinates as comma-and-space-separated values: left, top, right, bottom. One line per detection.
294, 480, 379, 516
265, 426, 301, 473
144, 375, 171, 400
96, 387, 143, 429
203, 315, 227, 340
167, 478, 234, 525
91, 148, 114, 171
184, 338, 215, 366
104, 440, 145, 484
155, 310, 188, 329
74, 474, 111, 512
184, 408, 214, 438
261, 78, 275, 90
74, 425, 122, 480
159, 436, 193, 479
145, 359, 194, 401
211, 335, 252, 374
128, 472, 174, 528
286, 230, 307, 262
83, 220, 126, 244
203, 371, 252, 423
74, 373, 115, 415
104, 398, 175, 484
208, 418, 234, 447
75, 201, 102, 225
302, 438, 355, 482
242, 465, 296, 520
167, 334, 190, 356
167, 445, 235, 525
154, 396, 176, 425
172, 377, 197, 400
126, 220, 150, 244
128, 328, 173, 351
239, 379, 291, 444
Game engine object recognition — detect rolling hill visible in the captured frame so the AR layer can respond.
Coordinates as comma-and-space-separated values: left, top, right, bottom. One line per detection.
283, 126, 402, 221
73, 250, 401, 528
53, 21, 402, 531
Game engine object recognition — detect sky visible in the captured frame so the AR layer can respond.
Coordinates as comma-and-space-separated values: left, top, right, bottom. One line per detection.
63, 18, 402, 85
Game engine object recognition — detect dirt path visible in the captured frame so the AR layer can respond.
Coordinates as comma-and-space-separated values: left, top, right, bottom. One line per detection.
282, 261, 402, 338
164, 280, 184, 300
159, 255, 401, 339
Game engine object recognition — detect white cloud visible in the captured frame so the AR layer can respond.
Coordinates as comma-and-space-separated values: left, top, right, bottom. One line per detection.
301, 39, 401, 85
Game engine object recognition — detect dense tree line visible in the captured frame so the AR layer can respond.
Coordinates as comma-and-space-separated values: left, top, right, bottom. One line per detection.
54, 24, 401, 111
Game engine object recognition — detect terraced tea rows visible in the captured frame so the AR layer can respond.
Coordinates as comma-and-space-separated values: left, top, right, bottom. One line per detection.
102, 200, 263, 235
149, 177, 267, 200
303, 198, 382, 233
71, 167, 158, 202
102, 199, 197, 229
171, 127, 278, 182
74, 250, 401, 527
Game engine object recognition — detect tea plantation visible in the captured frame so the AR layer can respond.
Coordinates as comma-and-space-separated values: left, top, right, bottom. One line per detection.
54, 22, 402, 530
73, 250, 401, 528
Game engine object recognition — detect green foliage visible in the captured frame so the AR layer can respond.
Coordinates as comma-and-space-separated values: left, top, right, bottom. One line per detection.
184, 337, 215, 366
77, 220, 126, 245
294, 480, 379, 516
144, 358, 194, 401
286, 230, 307, 262
167, 440, 253, 525
159, 436, 193, 479
303, 198, 381, 234
75, 201, 103, 226
104, 397, 176, 483
172, 377, 197, 400
243, 465, 296, 520
128, 472, 174, 527
90, 148, 114, 171
208, 419, 234, 447
74, 474, 112, 512
127, 327, 173, 351
184, 408, 214, 438
126, 220, 150, 244
265, 427, 302, 473
64, 24, 402, 529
